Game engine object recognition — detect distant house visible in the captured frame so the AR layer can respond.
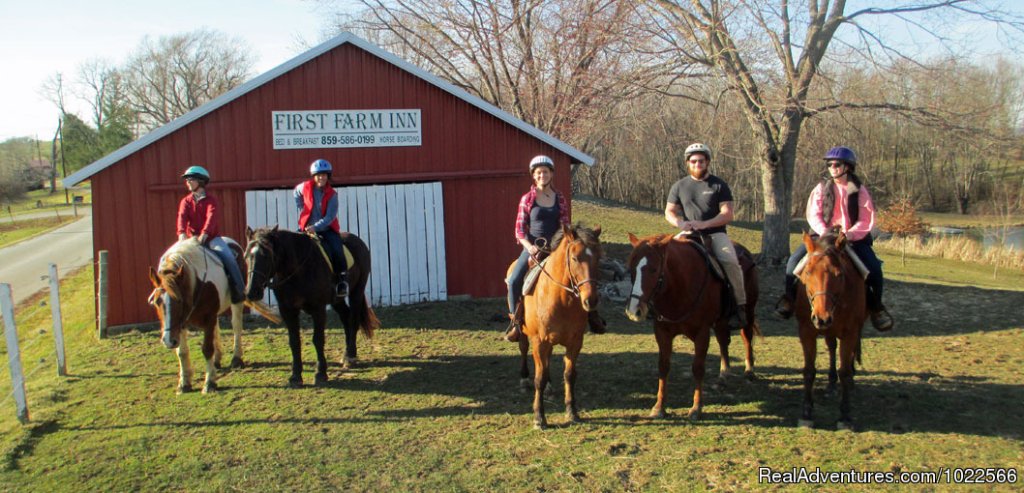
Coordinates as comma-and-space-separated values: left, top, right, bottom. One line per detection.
27, 159, 51, 190
63, 32, 593, 330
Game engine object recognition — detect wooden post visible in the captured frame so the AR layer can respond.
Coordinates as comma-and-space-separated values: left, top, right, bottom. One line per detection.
49, 264, 67, 376
98, 250, 109, 339
1, 283, 30, 423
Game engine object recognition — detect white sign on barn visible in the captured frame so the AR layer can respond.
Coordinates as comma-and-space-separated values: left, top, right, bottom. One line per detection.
245, 182, 447, 307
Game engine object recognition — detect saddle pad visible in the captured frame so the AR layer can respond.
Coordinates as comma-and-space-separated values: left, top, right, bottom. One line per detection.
310, 236, 353, 272
522, 257, 550, 296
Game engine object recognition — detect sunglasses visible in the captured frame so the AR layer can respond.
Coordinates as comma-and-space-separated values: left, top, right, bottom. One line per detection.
827, 161, 846, 169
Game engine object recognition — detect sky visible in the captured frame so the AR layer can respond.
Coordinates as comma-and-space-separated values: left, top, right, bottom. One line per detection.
0, 0, 359, 141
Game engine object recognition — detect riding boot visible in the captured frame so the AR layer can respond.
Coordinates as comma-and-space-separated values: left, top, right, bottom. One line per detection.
730, 304, 748, 329
587, 310, 606, 334
774, 275, 798, 319
866, 286, 894, 332
228, 277, 245, 304
504, 313, 522, 342
335, 271, 349, 300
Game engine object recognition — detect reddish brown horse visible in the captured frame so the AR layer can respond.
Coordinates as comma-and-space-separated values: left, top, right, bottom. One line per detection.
513, 223, 603, 430
794, 232, 866, 430
625, 233, 760, 420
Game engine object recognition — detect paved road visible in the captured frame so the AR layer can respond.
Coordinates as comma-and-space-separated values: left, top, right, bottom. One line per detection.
0, 213, 93, 305
1, 205, 91, 223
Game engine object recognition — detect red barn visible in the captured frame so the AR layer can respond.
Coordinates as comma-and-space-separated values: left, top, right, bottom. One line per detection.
64, 32, 593, 330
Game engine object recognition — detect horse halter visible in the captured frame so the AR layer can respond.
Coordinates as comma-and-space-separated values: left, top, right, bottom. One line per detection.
537, 238, 597, 298
628, 243, 710, 324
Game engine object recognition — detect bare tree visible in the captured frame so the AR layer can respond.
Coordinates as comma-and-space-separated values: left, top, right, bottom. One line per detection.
74, 58, 122, 130
121, 29, 255, 131
645, 0, 1024, 263
345, 0, 670, 145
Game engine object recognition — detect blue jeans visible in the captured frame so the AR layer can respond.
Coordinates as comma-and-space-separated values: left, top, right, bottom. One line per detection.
316, 229, 346, 276
506, 248, 532, 314
784, 236, 884, 309
207, 236, 244, 298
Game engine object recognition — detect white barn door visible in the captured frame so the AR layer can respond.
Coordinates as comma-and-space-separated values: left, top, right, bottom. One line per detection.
245, 182, 447, 307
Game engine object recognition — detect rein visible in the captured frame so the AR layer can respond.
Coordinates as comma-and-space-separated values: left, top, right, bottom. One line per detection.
246, 233, 318, 290
800, 249, 846, 321
535, 238, 597, 298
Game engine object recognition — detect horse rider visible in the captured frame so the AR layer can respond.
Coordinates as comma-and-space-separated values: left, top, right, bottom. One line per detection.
294, 158, 348, 299
177, 165, 245, 303
664, 142, 747, 328
504, 154, 606, 342
775, 146, 894, 331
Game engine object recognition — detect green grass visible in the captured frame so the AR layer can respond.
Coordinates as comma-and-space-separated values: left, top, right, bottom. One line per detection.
1, 185, 91, 217
0, 217, 69, 249
1, 197, 1022, 491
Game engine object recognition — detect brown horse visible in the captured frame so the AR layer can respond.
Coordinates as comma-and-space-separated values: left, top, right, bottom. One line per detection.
147, 238, 279, 393
625, 233, 760, 420
794, 232, 866, 430
244, 226, 379, 387
512, 223, 603, 430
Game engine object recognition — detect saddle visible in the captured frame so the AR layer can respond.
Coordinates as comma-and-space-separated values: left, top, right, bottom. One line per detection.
680, 233, 755, 322
308, 234, 354, 275
521, 256, 552, 296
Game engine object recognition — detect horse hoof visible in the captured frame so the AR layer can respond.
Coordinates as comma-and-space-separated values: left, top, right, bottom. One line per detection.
287, 377, 303, 388
231, 357, 245, 369
214, 360, 223, 370
314, 374, 328, 386
687, 408, 702, 421
566, 413, 581, 424
744, 371, 756, 382
534, 421, 547, 431
797, 418, 814, 429
202, 382, 218, 394
342, 356, 358, 369
648, 408, 666, 419
177, 384, 192, 394
519, 378, 532, 393
837, 420, 855, 431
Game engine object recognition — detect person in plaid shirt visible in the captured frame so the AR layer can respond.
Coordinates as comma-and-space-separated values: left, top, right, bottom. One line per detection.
503, 155, 606, 342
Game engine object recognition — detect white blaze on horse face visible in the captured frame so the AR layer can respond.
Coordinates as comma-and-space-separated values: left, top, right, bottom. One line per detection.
626, 256, 649, 315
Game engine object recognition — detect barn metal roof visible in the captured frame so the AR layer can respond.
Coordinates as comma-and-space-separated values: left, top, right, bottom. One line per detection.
64, 32, 594, 187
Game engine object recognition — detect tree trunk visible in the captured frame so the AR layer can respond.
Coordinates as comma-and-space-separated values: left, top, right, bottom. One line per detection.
759, 145, 793, 265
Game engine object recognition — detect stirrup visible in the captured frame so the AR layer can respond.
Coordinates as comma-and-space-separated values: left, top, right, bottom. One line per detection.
871, 308, 894, 332
336, 280, 349, 299
774, 296, 794, 320
504, 318, 522, 342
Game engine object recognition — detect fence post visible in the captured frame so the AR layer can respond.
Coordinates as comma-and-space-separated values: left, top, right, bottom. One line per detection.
98, 250, 108, 339
49, 264, 67, 376
1, 283, 30, 423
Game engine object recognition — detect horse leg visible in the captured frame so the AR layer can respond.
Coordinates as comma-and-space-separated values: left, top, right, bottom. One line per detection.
714, 325, 731, 384
229, 302, 245, 368
531, 341, 552, 430
741, 324, 756, 381
281, 307, 303, 388
798, 331, 818, 428
563, 344, 581, 424
176, 330, 193, 393
688, 328, 710, 421
825, 334, 838, 397
201, 324, 220, 394
518, 334, 531, 392
649, 328, 673, 419
837, 336, 857, 431
211, 319, 223, 369
336, 302, 358, 369
312, 306, 329, 386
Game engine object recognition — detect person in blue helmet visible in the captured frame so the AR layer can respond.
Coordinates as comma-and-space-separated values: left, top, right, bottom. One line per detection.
294, 158, 348, 299
177, 165, 245, 303
774, 146, 894, 332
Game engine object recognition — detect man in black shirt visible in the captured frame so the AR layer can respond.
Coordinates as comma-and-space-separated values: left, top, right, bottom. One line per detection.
664, 143, 747, 328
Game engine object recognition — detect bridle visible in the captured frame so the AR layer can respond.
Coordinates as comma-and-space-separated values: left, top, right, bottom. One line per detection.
535, 237, 598, 298
149, 252, 207, 336
800, 249, 845, 321
245, 233, 318, 291
628, 242, 711, 324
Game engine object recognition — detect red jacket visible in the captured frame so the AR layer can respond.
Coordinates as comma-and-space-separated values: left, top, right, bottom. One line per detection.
298, 180, 341, 233
177, 192, 220, 238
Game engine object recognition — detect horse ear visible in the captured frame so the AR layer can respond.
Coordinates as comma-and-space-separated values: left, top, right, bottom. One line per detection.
148, 266, 160, 287
562, 222, 574, 239
246, 226, 254, 240
802, 231, 816, 252
272, 225, 279, 233
592, 225, 602, 238
628, 232, 640, 247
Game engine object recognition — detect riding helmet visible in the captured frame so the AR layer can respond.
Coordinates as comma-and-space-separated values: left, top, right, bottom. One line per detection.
309, 158, 333, 176
181, 165, 210, 183
529, 155, 555, 172
684, 143, 712, 161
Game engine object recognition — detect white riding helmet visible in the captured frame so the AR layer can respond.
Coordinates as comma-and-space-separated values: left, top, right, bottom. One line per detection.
684, 143, 712, 161
529, 155, 555, 171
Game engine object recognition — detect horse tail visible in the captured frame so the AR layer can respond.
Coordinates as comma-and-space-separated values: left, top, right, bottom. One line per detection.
244, 300, 283, 325
359, 298, 379, 339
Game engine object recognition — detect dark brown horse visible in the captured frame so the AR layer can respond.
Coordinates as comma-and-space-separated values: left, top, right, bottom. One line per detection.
147, 238, 279, 393
625, 233, 760, 420
794, 232, 866, 430
244, 226, 379, 387
513, 223, 603, 429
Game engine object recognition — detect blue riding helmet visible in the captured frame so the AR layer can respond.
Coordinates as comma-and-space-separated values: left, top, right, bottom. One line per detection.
824, 146, 857, 168
181, 165, 210, 182
309, 159, 333, 176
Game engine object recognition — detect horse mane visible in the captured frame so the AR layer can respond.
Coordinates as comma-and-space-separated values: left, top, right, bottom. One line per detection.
157, 240, 207, 300
550, 223, 603, 256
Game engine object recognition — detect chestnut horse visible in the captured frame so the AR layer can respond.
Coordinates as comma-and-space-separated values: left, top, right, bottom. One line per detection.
244, 226, 379, 387
625, 233, 760, 420
513, 223, 603, 430
147, 238, 279, 393
794, 232, 866, 430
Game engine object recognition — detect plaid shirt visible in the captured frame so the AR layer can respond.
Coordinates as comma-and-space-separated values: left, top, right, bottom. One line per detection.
514, 185, 569, 241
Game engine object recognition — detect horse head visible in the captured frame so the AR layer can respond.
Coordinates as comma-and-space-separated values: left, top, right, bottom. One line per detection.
624, 233, 672, 321
798, 231, 848, 331
244, 225, 279, 301
148, 263, 191, 349
556, 223, 603, 312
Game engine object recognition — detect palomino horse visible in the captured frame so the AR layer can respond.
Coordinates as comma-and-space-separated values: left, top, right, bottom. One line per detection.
625, 233, 760, 420
244, 226, 379, 387
513, 223, 602, 430
794, 231, 866, 430
147, 238, 279, 393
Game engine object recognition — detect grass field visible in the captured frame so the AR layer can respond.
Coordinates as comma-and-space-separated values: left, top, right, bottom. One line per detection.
1, 197, 1022, 491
